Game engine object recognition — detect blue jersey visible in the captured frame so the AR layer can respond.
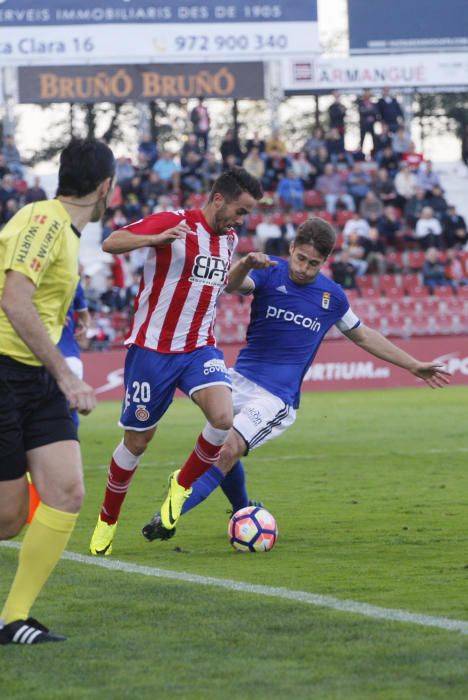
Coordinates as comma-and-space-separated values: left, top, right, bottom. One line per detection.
234, 257, 360, 409
57, 281, 87, 359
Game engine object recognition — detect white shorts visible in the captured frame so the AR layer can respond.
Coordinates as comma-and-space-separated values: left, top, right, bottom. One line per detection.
230, 369, 296, 453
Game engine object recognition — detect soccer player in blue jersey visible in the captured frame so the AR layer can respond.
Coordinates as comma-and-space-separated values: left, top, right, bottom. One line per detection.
142, 217, 450, 540
57, 281, 90, 428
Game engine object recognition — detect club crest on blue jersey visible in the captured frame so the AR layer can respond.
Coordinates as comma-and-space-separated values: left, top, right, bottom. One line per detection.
322, 292, 331, 309
135, 405, 150, 422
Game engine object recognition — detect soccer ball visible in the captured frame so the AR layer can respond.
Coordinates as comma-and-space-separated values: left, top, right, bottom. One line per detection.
228, 506, 278, 552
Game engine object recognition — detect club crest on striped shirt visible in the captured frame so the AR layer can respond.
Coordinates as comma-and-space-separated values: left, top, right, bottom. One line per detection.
322, 292, 331, 309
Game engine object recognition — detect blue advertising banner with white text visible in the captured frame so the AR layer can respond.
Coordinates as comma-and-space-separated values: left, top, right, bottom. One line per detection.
348, 0, 468, 54
0, 0, 319, 65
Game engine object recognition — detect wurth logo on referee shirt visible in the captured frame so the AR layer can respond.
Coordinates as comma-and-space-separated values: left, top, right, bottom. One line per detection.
189, 254, 229, 287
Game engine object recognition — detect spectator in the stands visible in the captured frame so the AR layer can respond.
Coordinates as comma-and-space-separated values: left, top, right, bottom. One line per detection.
360, 226, 387, 274
243, 146, 266, 181
303, 126, 326, 160
445, 248, 468, 286
3, 198, 19, 223
265, 129, 288, 157
200, 151, 222, 190
347, 162, 371, 209
427, 185, 448, 221
442, 204, 467, 249
0, 154, 10, 179
391, 126, 412, 158
1, 134, 23, 178
100, 275, 124, 312
417, 160, 441, 195
328, 91, 346, 146
404, 187, 428, 227
82, 274, 101, 312
315, 162, 355, 215
414, 206, 443, 249
359, 190, 384, 225
220, 129, 244, 166
255, 212, 283, 255
343, 211, 370, 242
100, 215, 113, 244
124, 271, 142, 310
372, 167, 398, 207
394, 161, 417, 209
262, 148, 290, 191
280, 212, 297, 252
422, 247, 453, 290
0, 174, 20, 207
138, 133, 158, 167
377, 87, 404, 132
25, 176, 47, 203
357, 89, 378, 152
342, 231, 368, 276
153, 194, 175, 213
377, 205, 402, 249
121, 174, 144, 217
190, 97, 210, 152
110, 207, 128, 231
374, 123, 393, 158
276, 168, 305, 210
326, 128, 353, 168
330, 249, 359, 289
180, 133, 202, 166
377, 145, 400, 178
292, 150, 317, 189
310, 145, 331, 175
245, 131, 266, 156
134, 152, 152, 182
400, 143, 424, 171
115, 156, 135, 184
140, 171, 167, 209
180, 150, 204, 195
152, 149, 181, 190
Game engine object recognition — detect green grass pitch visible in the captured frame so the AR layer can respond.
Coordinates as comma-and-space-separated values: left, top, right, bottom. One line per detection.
1, 386, 468, 699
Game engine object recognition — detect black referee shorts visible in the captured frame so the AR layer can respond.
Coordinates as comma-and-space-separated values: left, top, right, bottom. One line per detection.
0, 354, 78, 481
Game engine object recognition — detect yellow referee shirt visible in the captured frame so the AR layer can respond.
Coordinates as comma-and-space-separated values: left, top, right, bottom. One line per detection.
0, 199, 80, 366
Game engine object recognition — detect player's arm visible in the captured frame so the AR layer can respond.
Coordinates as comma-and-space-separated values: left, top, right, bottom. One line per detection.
343, 323, 451, 388
225, 252, 277, 293
1, 271, 96, 413
102, 220, 192, 254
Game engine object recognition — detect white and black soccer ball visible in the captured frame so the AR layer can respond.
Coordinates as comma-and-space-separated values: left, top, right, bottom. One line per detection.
228, 505, 278, 552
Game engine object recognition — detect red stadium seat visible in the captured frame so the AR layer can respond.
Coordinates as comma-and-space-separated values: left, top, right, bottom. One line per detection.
315, 210, 334, 224
432, 285, 455, 298
303, 190, 325, 209
246, 211, 263, 231
335, 210, 354, 228
401, 273, 422, 295
271, 211, 285, 226
236, 236, 257, 254
356, 274, 376, 291
291, 211, 309, 226
407, 251, 426, 270
188, 193, 209, 208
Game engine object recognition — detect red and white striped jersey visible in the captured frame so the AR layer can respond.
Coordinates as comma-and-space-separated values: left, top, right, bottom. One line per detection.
125, 209, 237, 353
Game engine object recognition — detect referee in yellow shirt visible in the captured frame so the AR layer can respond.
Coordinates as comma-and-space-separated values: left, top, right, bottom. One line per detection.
0, 138, 115, 645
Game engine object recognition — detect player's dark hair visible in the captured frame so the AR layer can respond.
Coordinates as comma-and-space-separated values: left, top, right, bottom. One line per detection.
294, 218, 336, 258
208, 167, 263, 203
56, 138, 115, 198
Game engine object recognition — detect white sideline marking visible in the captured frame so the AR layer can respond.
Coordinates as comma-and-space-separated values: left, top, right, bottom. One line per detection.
2, 541, 468, 635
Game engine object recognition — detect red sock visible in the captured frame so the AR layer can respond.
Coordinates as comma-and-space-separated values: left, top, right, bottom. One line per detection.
100, 458, 137, 524
177, 433, 222, 488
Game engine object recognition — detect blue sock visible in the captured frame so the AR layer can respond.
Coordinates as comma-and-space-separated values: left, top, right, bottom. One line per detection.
181, 466, 225, 515
220, 460, 249, 513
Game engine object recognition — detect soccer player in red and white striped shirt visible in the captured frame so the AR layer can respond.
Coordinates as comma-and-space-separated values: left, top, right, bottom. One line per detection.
90, 168, 263, 555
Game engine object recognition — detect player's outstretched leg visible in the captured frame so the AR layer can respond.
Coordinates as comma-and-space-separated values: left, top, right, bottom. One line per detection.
90, 440, 139, 555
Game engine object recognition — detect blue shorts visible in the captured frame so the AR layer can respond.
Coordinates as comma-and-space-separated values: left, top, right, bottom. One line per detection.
119, 344, 231, 431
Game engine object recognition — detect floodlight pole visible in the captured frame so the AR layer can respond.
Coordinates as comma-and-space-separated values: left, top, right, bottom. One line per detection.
265, 60, 283, 131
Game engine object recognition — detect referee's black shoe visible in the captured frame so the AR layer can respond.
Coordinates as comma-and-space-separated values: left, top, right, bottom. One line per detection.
142, 512, 176, 541
0, 617, 66, 645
